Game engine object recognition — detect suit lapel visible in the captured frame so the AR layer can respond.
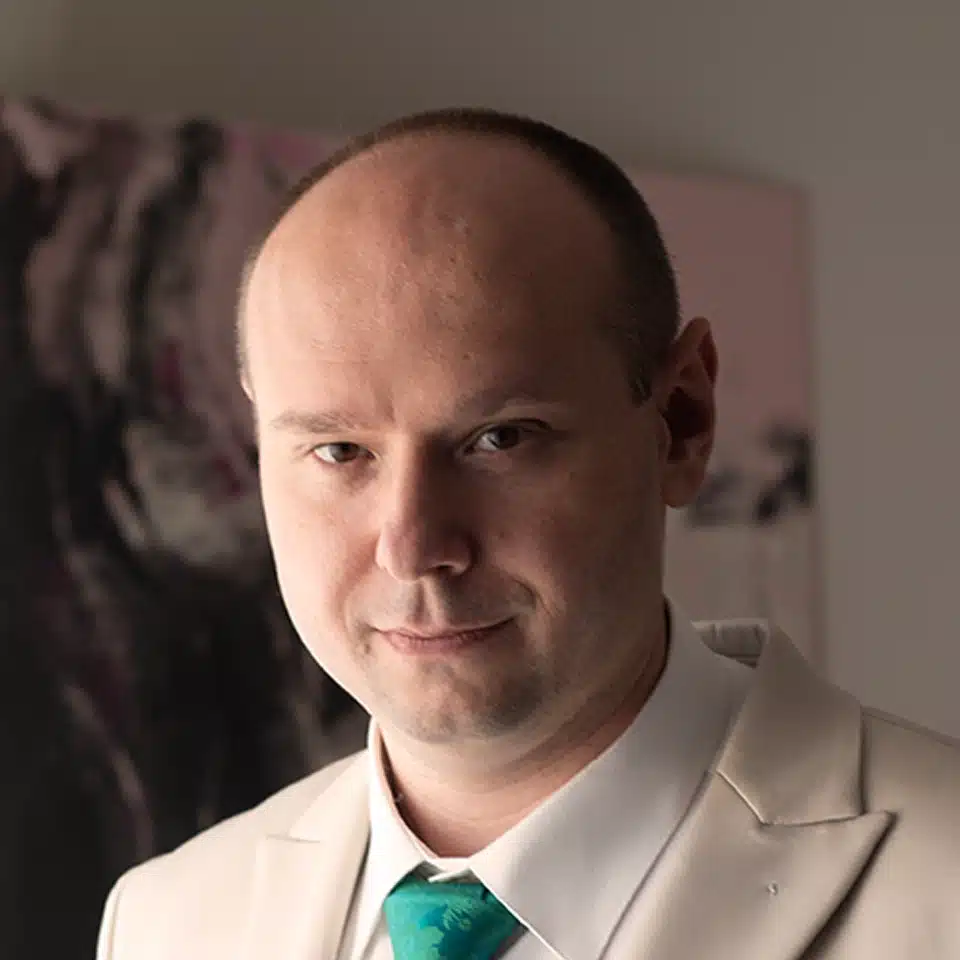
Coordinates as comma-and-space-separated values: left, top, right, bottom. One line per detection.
623, 777, 891, 959
622, 625, 894, 960
239, 757, 370, 960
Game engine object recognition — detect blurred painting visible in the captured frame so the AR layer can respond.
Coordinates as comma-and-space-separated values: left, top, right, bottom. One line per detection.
0, 97, 813, 960
637, 174, 815, 660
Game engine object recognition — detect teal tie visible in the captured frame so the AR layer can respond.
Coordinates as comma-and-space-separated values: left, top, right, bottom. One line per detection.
384, 872, 521, 960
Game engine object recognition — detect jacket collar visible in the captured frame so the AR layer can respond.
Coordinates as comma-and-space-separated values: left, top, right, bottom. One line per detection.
613, 621, 893, 960
239, 756, 370, 960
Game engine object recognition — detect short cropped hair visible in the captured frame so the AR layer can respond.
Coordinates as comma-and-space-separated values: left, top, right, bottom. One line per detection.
238, 108, 680, 401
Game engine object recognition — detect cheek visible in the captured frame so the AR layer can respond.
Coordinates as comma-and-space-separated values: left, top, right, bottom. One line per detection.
259, 463, 368, 658
477, 484, 584, 620
488, 454, 664, 612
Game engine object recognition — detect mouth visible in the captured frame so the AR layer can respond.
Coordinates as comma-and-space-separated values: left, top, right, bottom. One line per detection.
378, 620, 512, 654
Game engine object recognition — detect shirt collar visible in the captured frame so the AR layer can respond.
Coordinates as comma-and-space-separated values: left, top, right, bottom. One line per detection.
348, 728, 426, 954
356, 601, 750, 960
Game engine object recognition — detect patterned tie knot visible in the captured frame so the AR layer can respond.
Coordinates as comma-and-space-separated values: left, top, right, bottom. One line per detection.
384, 872, 521, 960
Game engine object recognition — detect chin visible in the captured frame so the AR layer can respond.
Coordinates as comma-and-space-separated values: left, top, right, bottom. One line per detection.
381, 690, 543, 745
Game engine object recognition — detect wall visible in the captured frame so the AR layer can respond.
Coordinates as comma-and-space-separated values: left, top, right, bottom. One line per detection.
3, 1, 959, 735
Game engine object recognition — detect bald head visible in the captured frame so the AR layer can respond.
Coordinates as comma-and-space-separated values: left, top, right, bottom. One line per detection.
238, 109, 679, 401
247, 133, 624, 391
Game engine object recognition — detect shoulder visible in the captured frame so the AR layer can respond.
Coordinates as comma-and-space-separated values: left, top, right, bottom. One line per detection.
857, 707, 960, 900
861, 708, 960, 818
144, 749, 364, 874
98, 751, 365, 958
821, 709, 960, 944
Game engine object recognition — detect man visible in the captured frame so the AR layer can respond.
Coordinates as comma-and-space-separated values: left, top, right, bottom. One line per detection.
96, 109, 960, 960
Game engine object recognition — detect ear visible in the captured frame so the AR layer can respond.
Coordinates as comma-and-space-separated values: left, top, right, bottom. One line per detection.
652, 317, 718, 509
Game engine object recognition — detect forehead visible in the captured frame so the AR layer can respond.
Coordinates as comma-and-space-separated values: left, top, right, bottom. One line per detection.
243, 134, 624, 411
272, 132, 614, 259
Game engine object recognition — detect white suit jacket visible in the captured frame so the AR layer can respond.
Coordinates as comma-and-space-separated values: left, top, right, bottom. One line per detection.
96, 622, 960, 959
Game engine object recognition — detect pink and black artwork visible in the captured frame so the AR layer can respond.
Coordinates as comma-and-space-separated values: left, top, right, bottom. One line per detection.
636, 173, 815, 660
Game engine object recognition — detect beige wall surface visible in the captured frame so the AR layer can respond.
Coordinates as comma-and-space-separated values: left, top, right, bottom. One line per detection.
2, 1, 958, 736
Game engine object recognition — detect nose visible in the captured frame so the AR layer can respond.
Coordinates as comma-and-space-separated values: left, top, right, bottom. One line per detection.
374, 452, 474, 582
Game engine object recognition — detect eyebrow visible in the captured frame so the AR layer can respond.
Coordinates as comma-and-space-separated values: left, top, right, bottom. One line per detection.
268, 410, 365, 434
267, 388, 562, 436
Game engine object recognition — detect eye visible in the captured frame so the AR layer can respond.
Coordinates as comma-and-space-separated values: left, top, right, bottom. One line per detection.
468, 424, 530, 454
312, 442, 367, 465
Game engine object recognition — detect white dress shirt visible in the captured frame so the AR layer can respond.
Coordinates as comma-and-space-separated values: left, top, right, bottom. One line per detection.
338, 605, 751, 960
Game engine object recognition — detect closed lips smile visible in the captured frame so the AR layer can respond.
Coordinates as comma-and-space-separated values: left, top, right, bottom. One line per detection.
379, 621, 511, 652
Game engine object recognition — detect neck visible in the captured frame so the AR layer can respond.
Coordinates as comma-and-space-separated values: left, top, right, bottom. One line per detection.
380, 615, 668, 857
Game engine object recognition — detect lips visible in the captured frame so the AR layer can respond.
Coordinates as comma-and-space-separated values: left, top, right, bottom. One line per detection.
387, 623, 504, 639
378, 620, 510, 654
